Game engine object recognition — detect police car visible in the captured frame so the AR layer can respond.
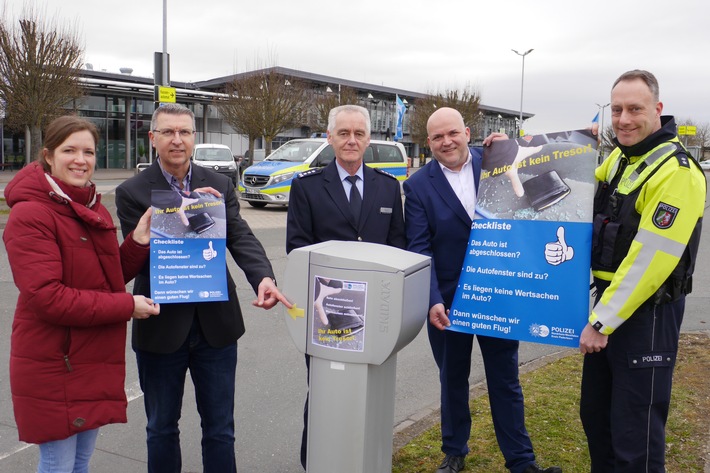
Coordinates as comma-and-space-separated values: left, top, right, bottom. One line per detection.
238, 138, 409, 208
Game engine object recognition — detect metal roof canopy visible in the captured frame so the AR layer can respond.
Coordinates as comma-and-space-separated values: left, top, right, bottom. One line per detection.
77, 67, 533, 119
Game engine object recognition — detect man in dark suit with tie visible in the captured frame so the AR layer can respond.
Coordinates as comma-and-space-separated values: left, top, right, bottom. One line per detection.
286, 104, 406, 468
115, 103, 290, 473
286, 104, 405, 252
404, 107, 561, 473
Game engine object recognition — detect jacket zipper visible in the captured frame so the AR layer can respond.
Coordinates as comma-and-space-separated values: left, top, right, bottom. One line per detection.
64, 329, 73, 372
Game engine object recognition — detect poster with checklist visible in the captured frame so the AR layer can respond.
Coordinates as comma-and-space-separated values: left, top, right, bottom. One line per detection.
449, 129, 598, 348
149, 190, 228, 303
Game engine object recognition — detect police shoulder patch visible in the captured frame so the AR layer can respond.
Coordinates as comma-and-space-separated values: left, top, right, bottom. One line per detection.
652, 202, 679, 229
374, 168, 397, 179
296, 168, 324, 179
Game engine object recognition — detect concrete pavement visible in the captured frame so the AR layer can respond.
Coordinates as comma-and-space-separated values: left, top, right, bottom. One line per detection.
0, 168, 708, 472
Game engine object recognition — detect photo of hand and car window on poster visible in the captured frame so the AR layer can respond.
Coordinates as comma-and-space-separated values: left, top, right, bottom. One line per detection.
450, 129, 598, 347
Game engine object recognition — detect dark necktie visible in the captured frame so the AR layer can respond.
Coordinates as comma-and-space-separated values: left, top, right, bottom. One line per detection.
346, 175, 362, 225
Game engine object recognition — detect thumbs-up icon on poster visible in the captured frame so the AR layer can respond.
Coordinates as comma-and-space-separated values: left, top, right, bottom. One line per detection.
203, 241, 217, 261
545, 226, 574, 266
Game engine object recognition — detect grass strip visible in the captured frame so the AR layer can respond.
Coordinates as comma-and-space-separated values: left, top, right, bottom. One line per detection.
393, 332, 710, 473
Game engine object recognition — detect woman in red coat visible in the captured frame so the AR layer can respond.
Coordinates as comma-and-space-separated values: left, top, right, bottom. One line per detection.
3, 116, 160, 472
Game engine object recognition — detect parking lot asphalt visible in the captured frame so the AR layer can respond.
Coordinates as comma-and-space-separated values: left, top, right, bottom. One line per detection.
0, 166, 709, 472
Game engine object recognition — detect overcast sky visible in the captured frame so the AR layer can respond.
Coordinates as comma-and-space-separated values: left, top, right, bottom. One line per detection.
5, 0, 710, 135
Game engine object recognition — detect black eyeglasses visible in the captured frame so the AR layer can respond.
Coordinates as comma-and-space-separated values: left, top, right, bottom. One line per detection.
152, 129, 195, 138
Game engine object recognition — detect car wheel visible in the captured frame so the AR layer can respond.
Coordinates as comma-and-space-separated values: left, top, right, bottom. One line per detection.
248, 201, 268, 208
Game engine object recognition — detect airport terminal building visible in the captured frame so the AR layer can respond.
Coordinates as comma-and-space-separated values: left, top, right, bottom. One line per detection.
2, 66, 531, 169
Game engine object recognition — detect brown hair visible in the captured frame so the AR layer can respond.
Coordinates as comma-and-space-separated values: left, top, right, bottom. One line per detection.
612, 70, 660, 102
38, 115, 100, 172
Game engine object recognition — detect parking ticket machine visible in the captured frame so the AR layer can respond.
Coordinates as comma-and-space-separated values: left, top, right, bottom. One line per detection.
282, 241, 431, 473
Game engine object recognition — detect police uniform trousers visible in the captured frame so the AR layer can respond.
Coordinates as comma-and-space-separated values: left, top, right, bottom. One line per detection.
581, 291, 684, 473
428, 323, 536, 472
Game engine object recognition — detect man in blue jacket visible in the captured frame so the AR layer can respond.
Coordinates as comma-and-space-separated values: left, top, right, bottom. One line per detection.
404, 107, 561, 473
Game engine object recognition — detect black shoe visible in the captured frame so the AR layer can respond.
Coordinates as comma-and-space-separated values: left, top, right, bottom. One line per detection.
436, 454, 465, 473
522, 463, 562, 473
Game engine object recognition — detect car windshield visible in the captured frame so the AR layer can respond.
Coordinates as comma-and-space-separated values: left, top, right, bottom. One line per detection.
266, 141, 322, 163
193, 148, 233, 162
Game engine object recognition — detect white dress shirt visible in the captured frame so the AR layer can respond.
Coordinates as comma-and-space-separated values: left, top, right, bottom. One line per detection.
439, 152, 477, 220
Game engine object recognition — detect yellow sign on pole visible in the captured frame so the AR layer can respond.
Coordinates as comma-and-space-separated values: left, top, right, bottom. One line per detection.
156, 86, 176, 103
678, 125, 697, 136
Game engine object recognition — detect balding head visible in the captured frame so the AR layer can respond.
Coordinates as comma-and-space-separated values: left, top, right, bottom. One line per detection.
427, 107, 471, 172
427, 107, 465, 136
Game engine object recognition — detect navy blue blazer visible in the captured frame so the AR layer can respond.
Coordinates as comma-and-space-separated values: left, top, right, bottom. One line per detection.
403, 149, 482, 309
116, 161, 275, 353
286, 160, 406, 253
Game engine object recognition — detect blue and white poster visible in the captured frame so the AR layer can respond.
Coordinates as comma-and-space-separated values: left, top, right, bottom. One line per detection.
449, 129, 598, 347
149, 190, 228, 303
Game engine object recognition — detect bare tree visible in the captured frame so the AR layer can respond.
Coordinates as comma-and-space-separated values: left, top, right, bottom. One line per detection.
599, 124, 615, 158
693, 123, 710, 160
309, 86, 359, 133
216, 85, 263, 162
217, 68, 310, 155
0, 4, 84, 162
598, 119, 710, 162
676, 118, 710, 159
409, 85, 482, 147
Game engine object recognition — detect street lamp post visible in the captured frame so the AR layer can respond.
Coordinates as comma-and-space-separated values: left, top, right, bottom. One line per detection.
162, 0, 168, 86
595, 102, 610, 135
512, 48, 533, 137
596, 102, 610, 164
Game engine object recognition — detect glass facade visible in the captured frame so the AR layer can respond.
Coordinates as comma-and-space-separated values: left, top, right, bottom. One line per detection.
1, 70, 525, 170
73, 95, 155, 169
2, 96, 160, 170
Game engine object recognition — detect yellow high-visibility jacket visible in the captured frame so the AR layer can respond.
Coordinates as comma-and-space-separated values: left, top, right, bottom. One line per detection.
590, 123, 705, 335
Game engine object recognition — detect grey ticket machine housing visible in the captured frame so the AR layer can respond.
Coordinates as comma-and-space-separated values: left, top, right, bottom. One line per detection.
282, 241, 431, 473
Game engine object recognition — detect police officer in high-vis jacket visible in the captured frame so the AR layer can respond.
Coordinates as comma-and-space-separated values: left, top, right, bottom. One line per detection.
579, 70, 706, 472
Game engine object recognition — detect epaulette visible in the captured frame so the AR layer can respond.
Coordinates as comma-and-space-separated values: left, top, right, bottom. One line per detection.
296, 168, 324, 179
374, 168, 397, 180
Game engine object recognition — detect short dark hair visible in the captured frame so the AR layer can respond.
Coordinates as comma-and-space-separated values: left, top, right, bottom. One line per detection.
39, 115, 99, 172
151, 103, 196, 130
612, 70, 660, 102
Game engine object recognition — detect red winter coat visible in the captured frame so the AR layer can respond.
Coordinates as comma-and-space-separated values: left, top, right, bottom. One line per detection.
3, 163, 148, 444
